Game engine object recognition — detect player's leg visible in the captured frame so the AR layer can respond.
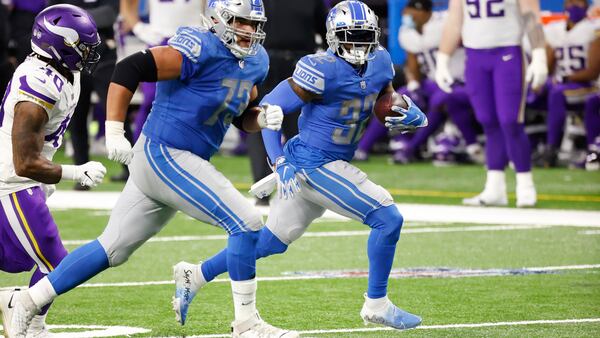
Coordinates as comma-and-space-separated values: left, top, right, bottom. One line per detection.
584, 93, 600, 170
356, 118, 388, 161
463, 48, 508, 206
147, 138, 296, 335
445, 85, 483, 162
492, 46, 535, 207
299, 161, 421, 329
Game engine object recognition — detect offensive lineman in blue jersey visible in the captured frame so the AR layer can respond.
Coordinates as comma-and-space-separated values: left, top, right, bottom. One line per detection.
174, 1, 427, 331
11, 1, 300, 337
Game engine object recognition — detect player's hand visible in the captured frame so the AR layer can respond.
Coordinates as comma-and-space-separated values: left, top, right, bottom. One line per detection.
386, 95, 428, 133
106, 121, 133, 165
258, 104, 284, 131
274, 157, 301, 199
61, 161, 107, 188
435, 52, 454, 93
526, 48, 548, 91
40, 184, 55, 200
132, 22, 164, 46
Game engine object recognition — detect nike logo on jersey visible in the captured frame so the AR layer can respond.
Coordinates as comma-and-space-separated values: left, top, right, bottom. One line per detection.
8, 293, 14, 309
34, 76, 46, 84
502, 54, 513, 62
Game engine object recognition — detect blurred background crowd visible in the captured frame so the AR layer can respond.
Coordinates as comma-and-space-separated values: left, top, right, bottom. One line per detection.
0, 0, 598, 197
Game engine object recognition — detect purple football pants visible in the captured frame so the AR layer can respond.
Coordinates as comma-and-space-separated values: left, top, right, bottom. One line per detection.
585, 92, 600, 146
546, 81, 594, 148
0, 187, 67, 314
465, 46, 531, 173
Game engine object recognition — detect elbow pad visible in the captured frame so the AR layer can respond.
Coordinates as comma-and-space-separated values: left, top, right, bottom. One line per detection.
111, 49, 158, 93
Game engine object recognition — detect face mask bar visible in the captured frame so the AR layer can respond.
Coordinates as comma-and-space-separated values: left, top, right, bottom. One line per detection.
329, 25, 380, 65
78, 40, 101, 74
221, 10, 266, 58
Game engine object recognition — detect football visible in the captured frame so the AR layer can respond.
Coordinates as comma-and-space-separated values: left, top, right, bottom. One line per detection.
373, 92, 408, 124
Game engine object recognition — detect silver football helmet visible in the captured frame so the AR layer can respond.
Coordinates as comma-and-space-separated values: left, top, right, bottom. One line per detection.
205, 0, 267, 58
326, 1, 380, 65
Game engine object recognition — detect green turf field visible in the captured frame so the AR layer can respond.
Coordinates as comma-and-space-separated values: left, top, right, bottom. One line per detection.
1, 153, 599, 337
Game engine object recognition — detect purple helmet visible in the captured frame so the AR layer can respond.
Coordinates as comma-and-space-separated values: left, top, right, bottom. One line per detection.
31, 4, 101, 73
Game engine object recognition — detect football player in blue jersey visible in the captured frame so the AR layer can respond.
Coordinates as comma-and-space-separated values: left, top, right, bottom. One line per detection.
10, 1, 299, 337
174, 0, 427, 331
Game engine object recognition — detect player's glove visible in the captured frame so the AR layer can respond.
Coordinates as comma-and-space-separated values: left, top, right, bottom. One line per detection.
274, 156, 301, 199
106, 121, 133, 165
434, 52, 454, 93
257, 104, 284, 131
526, 48, 548, 91
61, 161, 107, 188
385, 95, 428, 133
132, 22, 165, 46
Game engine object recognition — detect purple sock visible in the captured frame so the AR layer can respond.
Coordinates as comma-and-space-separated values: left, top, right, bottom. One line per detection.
584, 93, 600, 146
483, 124, 509, 170
357, 118, 387, 152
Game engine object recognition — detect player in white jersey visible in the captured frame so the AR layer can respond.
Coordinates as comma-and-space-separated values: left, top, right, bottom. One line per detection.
0, 5, 106, 338
538, 0, 600, 167
436, 0, 548, 207
120, 0, 208, 142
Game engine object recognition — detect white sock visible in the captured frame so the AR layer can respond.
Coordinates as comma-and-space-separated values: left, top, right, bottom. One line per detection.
231, 279, 257, 322
483, 170, 506, 194
516, 172, 535, 190
28, 277, 57, 309
364, 295, 389, 312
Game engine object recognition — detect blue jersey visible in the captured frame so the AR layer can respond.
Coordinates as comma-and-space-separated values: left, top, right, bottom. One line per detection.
284, 48, 394, 168
143, 27, 269, 160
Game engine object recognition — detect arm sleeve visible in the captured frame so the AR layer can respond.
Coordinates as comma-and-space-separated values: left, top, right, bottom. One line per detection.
168, 27, 207, 81
16, 70, 61, 117
259, 79, 306, 163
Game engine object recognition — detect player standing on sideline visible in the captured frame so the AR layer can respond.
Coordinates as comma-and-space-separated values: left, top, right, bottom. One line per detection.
0, 4, 105, 337
538, 0, 600, 167
8, 1, 296, 337
173, 1, 426, 330
435, 0, 548, 207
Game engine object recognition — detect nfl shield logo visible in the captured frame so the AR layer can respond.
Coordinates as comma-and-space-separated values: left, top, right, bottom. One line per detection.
360, 81, 366, 89
239, 60, 245, 69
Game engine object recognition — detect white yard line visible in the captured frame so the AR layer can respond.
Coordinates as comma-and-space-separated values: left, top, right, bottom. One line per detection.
61, 224, 555, 246
46, 191, 600, 227
4, 264, 599, 290
169, 318, 600, 338
579, 230, 600, 235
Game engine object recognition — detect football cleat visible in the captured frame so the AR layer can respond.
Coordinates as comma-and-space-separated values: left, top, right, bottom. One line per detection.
26, 314, 53, 338
359, 294, 421, 330
586, 151, 600, 171
462, 192, 508, 207
9, 290, 40, 338
232, 312, 299, 338
516, 185, 537, 208
0, 289, 19, 338
172, 261, 205, 325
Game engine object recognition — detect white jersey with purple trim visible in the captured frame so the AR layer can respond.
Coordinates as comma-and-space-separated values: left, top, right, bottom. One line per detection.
399, 11, 466, 81
462, 0, 524, 49
0, 57, 80, 196
149, 0, 206, 38
545, 18, 600, 82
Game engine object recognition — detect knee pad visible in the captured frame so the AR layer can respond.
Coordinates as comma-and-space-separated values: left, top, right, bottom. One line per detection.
365, 206, 403, 245
256, 227, 288, 258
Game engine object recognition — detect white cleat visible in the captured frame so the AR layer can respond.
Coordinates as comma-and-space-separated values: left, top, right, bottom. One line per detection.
172, 261, 205, 325
0, 289, 18, 338
9, 290, 40, 338
232, 312, 299, 338
462, 192, 508, 207
359, 295, 421, 330
516, 185, 537, 208
26, 314, 53, 338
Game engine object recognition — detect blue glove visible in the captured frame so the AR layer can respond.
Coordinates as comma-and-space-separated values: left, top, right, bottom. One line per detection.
385, 95, 428, 133
274, 157, 301, 199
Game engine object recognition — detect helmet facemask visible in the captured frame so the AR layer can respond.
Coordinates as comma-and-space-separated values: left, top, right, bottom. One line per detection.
327, 26, 379, 65
75, 39, 101, 73
209, 6, 266, 59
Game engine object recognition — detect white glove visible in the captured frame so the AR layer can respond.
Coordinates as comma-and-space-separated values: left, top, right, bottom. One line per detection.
40, 184, 55, 200
106, 121, 133, 165
257, 104, 284, 131
132, 22, 165, 46
435, 52, 454, 93
526, 48, 548, 91
61, 162, 107, 188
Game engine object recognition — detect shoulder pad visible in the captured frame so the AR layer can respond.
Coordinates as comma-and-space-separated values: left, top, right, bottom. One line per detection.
292, 52, 335, 95
17, 65, 62, 112
168, 26, 209, 63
